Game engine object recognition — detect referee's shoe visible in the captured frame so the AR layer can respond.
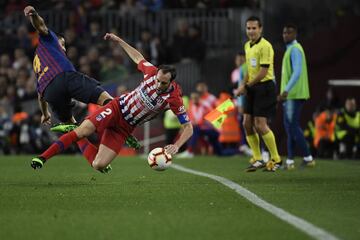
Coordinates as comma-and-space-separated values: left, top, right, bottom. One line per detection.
263, 159, 283, 172
245, 160, 266, 172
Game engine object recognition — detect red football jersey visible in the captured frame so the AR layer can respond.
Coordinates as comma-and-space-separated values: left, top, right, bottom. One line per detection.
118, 60, 189, 126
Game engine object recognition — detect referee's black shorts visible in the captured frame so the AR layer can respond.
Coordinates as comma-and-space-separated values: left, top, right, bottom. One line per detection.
243, 80, 277, 118
43, 71, 105, 122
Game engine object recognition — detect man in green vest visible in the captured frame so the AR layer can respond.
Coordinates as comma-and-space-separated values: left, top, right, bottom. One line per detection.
335, 97, 360, 159
278, 23, 314, 169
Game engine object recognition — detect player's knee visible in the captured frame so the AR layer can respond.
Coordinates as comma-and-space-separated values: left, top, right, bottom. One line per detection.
254, 121, 266, 133
75, 127, 90, 138
243, 118, 250, 128
75, 120, 95, 138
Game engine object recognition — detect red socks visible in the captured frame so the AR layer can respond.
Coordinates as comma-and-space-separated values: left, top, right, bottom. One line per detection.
76, 138, 98, 165
40, 131, 99, 166
40, 131, 78, 160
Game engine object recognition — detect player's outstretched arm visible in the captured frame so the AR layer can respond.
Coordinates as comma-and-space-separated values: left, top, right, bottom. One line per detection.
104, 33, 145, 65
165, 122, 193, 155
24, 6, 48, 35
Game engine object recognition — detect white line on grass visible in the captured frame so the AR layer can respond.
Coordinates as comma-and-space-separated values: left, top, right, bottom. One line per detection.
171, 163, 340, 240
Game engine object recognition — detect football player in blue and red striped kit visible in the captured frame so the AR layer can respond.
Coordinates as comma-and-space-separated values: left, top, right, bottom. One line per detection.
24, 5, 113, 127
24, 5, 140, 151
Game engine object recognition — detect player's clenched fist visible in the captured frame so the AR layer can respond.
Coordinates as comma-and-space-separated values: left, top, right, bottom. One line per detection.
104, 33, 121, 42
24, 6, 36, 17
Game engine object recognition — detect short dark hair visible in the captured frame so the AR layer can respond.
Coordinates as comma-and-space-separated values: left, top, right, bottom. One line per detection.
246, 16, 262, 27
346, 96, 355, 101
284, 23, 298, 32
158, 65, 177, 81
54, 31, 65, 40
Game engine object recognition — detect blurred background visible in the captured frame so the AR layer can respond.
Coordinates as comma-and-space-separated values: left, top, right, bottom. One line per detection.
0, 0, 359, 159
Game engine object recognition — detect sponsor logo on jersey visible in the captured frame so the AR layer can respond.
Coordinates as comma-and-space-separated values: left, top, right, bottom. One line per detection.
96, 115, 103, 121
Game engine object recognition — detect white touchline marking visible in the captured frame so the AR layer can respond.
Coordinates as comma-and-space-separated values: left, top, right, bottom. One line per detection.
171, 164, 340, 240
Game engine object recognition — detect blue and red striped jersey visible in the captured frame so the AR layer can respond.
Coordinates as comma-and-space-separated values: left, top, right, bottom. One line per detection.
33, 30, 75, 94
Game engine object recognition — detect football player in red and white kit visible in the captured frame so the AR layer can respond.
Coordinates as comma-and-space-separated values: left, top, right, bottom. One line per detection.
31, 33, 193, 173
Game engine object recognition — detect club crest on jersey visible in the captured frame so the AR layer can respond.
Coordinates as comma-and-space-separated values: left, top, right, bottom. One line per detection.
178, 106, 185, 112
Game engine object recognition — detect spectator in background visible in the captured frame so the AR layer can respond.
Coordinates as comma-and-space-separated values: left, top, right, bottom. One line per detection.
196, 81, 217, 110
0, 54, 12, 76
217, 92, 241, 149
231, 52, 246, 86
87, 47, 102, 80
151, 35, 168, 65
120, 0, 141, 17
303, 113, 316, 157
135, 30, 168, 66
5, 0, 26, 16
231, 52, 252, 156
12, 48, 30, 70
0, 75, 8, 99
100, 58, 128, 82
66, 46, 79, 69
316, 87, 341, 114
64, 28, 84, 55
79, 56, 93, 76
10, 104, 28, 154
335, 97, 360, 159
0, 104, 12, 154
88, 21, 103, 46
186, 25, 206, 62
171, 19, 190, 63
16, 25, 32, 54
139, 0, 163, 13
136, 29, 156, 63
196, 0, 217, 9
278, 23, 314, 169
314, 109, 336, 158
178, 92, 221, 158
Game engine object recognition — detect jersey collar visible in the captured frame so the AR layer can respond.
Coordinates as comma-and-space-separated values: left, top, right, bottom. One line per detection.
286, 39, 298, 49
157, 83, 175, 95
250, 36, 262, 47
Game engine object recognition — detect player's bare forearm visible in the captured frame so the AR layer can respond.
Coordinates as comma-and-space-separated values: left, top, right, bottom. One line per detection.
174, 122, 193, 149
164, 122, 193, 155
24, 6, 48, 35
247, 67, 268, 87
38, 94, 48, 115
104, 33, 144, 64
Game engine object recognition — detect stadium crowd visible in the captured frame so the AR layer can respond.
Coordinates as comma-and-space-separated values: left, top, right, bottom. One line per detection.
0, 0, 259, 15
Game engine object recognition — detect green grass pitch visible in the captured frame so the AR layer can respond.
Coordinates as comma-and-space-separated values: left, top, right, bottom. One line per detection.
0, 155, 359, 240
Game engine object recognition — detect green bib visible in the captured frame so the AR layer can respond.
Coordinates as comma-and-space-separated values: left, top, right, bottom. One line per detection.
281, 43, 310, 99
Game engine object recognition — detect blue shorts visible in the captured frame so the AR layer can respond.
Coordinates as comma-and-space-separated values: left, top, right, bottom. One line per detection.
43, 71, 105, 122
